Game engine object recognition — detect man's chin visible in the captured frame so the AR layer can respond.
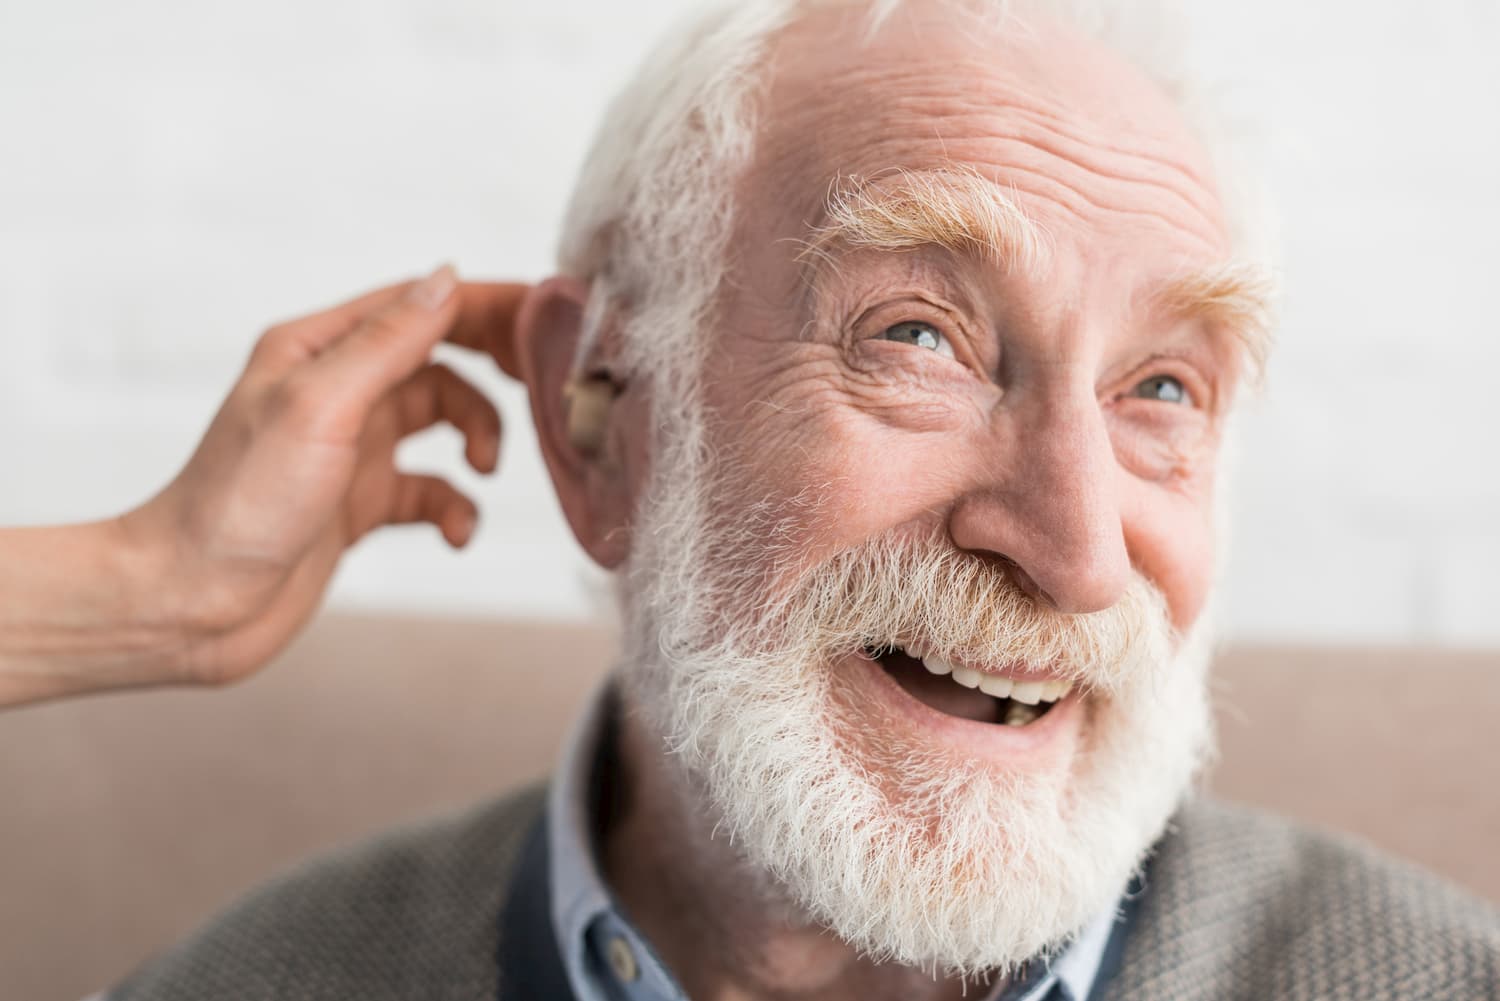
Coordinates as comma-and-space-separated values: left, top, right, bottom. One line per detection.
647, 633, 1215, 976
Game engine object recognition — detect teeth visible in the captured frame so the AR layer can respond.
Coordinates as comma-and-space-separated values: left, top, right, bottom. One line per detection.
1009, 680, 1045, 705
922, 654, 954, 676
1002, 701, 1041, 726
977, 673, 1014, 698
912, 650, 1071, 708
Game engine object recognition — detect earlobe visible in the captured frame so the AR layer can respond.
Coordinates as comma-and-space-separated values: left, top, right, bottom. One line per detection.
514, 276, 634, 569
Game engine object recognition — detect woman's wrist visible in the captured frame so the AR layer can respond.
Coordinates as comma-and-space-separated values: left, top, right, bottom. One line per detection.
0, 517, 196, 706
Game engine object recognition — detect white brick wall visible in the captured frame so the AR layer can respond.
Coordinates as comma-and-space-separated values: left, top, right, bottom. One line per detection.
2, 0, 1496, 644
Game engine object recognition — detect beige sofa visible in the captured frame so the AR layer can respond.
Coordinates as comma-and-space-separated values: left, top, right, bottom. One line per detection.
3, 614, 1496, 1001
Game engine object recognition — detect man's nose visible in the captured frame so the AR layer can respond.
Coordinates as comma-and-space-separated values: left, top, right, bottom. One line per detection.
947, 392, 1131, 615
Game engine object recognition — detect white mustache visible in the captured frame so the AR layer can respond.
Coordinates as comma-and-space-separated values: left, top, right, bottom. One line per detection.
724, 531, 1176, 697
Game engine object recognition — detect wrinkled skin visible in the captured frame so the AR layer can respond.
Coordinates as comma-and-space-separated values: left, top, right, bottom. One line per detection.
522, 5, 1248, 1001
708, 6, 1236, 633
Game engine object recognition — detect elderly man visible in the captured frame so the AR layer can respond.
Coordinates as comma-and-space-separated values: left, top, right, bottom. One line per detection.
106, 1, 1498, 999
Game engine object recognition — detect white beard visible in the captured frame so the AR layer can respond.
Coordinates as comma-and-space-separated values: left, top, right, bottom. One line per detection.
612, 417, 1217, 978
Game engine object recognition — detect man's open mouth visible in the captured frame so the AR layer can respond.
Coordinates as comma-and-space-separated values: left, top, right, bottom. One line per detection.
861, 643, 1073, 727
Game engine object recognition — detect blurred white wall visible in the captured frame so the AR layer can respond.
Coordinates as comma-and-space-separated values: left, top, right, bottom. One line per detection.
1, 0, 1496, 645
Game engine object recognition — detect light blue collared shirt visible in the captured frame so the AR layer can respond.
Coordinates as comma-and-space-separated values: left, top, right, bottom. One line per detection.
548, 681, 1123, 1001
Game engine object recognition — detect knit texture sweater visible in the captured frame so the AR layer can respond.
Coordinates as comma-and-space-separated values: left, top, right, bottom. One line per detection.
109, 789, 1500, 1000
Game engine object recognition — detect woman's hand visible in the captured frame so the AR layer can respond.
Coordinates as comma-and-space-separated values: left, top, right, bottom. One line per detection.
0, 267, 529, 705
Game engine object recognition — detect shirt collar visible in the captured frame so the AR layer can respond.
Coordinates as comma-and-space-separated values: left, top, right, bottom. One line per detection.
547, 679, 1124, 1001
1041, 898, 1118, 1001
547, 679, 687, 1001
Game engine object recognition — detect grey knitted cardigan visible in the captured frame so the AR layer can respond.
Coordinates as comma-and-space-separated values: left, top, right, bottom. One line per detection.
110, 789, 1499, 1001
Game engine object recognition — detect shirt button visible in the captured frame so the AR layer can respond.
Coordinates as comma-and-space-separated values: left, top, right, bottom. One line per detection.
607, 935, 640, 983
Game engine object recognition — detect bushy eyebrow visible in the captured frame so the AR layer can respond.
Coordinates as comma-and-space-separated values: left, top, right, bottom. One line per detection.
1148, 261, 1277, 383
794, 165, 1051, 278
793, 165, 1276, 381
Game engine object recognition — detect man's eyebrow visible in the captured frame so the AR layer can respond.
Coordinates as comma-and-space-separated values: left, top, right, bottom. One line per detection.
1149, 261, 1278, 383
793, 166, 1276, 380
794, 166, 1051, 277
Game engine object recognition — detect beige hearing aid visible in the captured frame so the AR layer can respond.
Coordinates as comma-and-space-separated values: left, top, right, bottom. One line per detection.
562, 375, 615, 455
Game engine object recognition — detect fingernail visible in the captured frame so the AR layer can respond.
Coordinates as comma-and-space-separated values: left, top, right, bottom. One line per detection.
407, 263, 457, 311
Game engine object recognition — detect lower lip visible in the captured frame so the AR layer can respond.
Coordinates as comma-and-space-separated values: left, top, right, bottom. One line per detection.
832, 650, 1085, 761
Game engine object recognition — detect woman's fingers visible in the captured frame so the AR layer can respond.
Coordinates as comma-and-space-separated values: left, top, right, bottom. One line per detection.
385, 474, 478, 548
250, 271, 530, 381
246, 273, 529, 446
445, 282, 530, 378
305, 265, 465, 416
249, 279, 420, 375
389, 363, 503, 473
261, 266, 463, 443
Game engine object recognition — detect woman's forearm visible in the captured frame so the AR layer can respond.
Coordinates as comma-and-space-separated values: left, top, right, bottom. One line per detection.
0, 519, 188, 707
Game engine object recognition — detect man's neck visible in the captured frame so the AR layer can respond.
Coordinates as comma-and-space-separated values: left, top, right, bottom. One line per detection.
599, 702, 986, 1001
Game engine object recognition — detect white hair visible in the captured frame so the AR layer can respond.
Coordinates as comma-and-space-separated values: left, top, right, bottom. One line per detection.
614, 427, 1218, 975
557, 0, 1276, 403
552, 2, 1243, 973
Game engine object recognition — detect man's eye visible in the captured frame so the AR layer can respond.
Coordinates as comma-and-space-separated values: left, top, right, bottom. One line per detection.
1130, 375, 1191, 405
879, 321, 955, 359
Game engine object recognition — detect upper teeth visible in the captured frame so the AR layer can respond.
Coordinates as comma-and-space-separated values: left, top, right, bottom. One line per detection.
917, 651, 1073, 705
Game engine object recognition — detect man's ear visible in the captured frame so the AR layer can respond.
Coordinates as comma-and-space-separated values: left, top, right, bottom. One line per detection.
515, 276, 636, 569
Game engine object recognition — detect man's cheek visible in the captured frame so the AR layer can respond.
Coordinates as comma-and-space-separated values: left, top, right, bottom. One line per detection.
1130, 506, 1216, 632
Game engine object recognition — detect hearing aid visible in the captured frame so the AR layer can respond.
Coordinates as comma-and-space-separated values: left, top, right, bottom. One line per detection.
562, 375, 615, 455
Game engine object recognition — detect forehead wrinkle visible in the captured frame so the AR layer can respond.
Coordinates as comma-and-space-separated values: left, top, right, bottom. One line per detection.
977, 114, 1225, 236
766, 111, 1227, 264
999, 100, 1217, 195
794, 166, 1052, 286
753, 30, 1233, 256
985, 164, 1226, 256
830, 62, 1224, 228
